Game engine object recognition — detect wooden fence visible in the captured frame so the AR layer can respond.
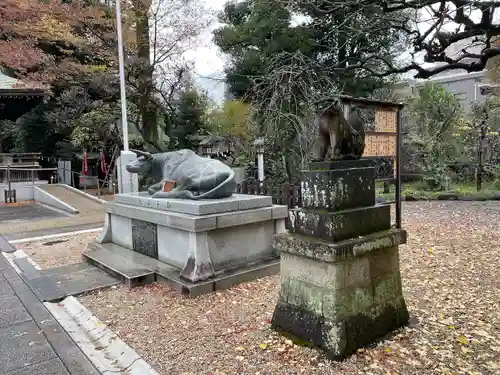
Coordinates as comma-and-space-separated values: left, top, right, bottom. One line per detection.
235, 179, 301, 208
235, 156, 398, 208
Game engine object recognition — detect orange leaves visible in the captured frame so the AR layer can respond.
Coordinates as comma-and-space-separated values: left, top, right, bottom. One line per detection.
0, 39, 49, 73
4, 0, 105, 42
0, 0, 111, 80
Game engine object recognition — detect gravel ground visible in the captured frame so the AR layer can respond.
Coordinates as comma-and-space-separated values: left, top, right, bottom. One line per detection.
16, 232, 99, 268
78, 201, 500, 375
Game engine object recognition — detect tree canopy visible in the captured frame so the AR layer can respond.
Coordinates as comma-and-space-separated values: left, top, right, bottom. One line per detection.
215, 0, 500, 101
0, 0, 213, 157
0, 0, 113, 82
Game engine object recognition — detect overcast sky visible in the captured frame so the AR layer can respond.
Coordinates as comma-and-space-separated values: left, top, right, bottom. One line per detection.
187, 0, 228, 103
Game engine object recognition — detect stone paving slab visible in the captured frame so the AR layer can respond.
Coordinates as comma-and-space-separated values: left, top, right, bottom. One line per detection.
13, 258, 42, 280
0, 204, 65, 223
0, 254, 100, 375
20, 276, 67, 302
40, 263, 121, 297
0, 320, 56, 374
0, 253, 12, 272
2, 358, 70, 375
40, 262, 95, 277
84, 246, 155, 287
14, 258, 66, 302
0, 292, 32, 329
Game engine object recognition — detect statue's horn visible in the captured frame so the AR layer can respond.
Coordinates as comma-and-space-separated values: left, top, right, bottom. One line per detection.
130, 149, 152, 158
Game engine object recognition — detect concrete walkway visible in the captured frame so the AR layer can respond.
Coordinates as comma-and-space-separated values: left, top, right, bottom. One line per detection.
37, 185, 103, 214
0, 211, 104, 237
0, 253, 100, 375
4, 223, 103, 242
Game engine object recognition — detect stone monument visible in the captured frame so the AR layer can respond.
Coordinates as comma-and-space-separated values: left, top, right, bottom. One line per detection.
125, 149, 237, 199
271, 102, 409, 359
85, 149, 288, 296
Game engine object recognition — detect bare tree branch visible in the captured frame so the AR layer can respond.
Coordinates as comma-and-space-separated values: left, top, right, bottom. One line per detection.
282, 0, 500, 79
248, 51, 341, 170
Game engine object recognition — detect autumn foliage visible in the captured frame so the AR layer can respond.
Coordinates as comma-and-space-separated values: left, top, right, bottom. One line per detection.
0, 0, 113, 82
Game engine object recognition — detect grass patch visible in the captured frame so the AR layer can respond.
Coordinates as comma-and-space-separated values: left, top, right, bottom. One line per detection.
376, 181, 500, 201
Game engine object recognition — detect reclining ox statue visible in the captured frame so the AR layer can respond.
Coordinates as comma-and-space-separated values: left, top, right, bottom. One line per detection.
126, 149, 236, 200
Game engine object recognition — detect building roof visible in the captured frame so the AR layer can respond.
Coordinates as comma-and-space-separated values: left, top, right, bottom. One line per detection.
394, 70, 486, 88
0, 72, 21, 89
0, 71, 47, 97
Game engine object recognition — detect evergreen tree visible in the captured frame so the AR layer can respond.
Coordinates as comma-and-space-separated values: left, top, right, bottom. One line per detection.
213, 0, 314, 100
168, 88, 209, 150
213, 0, 409, 100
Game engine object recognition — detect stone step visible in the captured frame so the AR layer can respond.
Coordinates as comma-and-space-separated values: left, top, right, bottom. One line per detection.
83, 245, 155, 287
88, 242, 177, 276
85, 241, 280, 297
40, 262, 121, 297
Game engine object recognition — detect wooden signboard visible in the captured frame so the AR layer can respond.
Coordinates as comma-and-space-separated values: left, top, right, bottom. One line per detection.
363, 108, 397, 177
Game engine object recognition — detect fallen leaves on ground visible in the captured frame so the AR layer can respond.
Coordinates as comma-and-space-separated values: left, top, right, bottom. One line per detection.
17, 232, 98, 268
79, 201, 500, 375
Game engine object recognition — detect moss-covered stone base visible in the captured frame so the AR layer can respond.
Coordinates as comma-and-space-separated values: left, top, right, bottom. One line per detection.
272, 233, 409, 359
288, 204, 390, 242
301, 163, 376, 211
271, 294, 409, 360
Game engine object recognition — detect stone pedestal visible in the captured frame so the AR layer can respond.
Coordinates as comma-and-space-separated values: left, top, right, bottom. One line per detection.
96, 192, 287, 288
116, 151, 139, 194
271, 160, 409, 359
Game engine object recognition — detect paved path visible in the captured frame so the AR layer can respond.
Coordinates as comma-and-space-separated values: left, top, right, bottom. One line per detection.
4, 223, 103, 242
0, 253, 100, 375
37, 185, 104, 214
0, 185, 105, 237
0, 213, 104, 237
0, 204, 66, 224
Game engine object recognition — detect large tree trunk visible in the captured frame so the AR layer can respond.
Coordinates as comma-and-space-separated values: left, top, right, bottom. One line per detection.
134, 0, 157, 142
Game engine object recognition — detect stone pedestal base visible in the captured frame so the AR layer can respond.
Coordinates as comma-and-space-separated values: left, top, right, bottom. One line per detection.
271, 229, 409, 359
97, 193, 288, 284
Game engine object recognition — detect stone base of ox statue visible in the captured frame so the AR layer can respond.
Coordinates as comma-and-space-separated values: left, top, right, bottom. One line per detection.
271, 160, 409, 359
84, 192, 288, 297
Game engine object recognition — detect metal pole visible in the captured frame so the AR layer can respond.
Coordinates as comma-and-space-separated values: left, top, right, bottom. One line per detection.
115, 0, 129, 151
395, 104, 403, 229
7, 165, 11, 192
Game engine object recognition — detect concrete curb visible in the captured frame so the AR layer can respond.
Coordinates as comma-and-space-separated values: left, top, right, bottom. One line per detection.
45, 297, 159, 375
3, 249, 42, 272
0, 234, 16, 253
58, 184, 107, 204
2, 236, 158, 375
34, 186, 79, 214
